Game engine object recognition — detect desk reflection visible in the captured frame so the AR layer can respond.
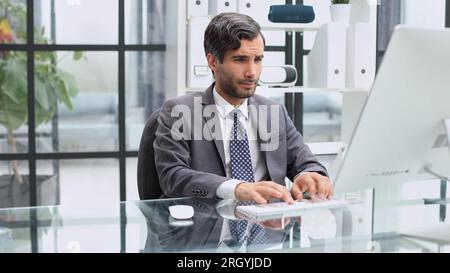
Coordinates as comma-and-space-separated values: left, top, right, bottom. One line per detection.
136, 199, 298, 253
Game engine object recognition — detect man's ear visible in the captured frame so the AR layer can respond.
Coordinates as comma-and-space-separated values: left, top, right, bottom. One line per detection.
206, 53, 218, 73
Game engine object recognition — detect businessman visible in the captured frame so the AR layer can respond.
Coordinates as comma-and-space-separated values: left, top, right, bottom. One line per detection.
154, 12, 333, 204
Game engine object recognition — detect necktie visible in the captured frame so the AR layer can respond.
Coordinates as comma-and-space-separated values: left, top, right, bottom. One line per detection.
228, 109, 268, 246
230, 109, 254, 183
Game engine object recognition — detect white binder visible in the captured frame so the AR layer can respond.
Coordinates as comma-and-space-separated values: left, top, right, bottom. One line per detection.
307, 23, 347, 89
187, 0, 209, 17
187, 17, 213, 89
346, 23, 376, 89
237, 0, 285, 28
237, 0, 254, 15
209, 0, 237, 14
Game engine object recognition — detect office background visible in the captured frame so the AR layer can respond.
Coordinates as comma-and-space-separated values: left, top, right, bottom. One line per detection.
0, 0, 449, 246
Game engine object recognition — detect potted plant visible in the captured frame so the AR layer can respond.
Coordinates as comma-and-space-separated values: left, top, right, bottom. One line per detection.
0, 0, 83, 208
330, 0, 351, 24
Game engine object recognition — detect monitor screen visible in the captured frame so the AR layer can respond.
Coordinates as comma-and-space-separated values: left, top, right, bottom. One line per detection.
332, 26, 450, 194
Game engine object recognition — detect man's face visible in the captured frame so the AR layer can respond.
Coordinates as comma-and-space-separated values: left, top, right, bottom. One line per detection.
207, 35, 264, 102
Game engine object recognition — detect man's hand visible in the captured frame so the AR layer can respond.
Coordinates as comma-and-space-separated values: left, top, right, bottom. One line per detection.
235, 181, 295, 205
291, 172, 333, 201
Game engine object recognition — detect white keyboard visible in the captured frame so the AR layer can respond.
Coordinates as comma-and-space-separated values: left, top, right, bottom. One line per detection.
236, 199, 348, 221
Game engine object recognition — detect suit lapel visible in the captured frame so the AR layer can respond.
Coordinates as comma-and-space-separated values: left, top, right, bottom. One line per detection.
202, 84, 227, 173
249, 96, 276, 181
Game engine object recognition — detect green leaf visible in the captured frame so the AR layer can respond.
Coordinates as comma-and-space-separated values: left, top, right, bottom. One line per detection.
2, 59, 27, 105
35, 102, 55, 127
58, 69, 79, 97
35, 51, 55, 62
55, 77, 73, 111
36, 74, 58, 127
73, 51, 83, 61
0, 93, 27, 131
34, 75, 50, 111
45, 74, 58, 107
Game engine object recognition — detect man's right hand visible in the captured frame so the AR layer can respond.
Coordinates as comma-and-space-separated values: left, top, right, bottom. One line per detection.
234, 181, 295, 205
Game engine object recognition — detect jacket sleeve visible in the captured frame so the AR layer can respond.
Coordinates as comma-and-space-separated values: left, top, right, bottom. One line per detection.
281, 105, 329, 181
154, 99, 229, 199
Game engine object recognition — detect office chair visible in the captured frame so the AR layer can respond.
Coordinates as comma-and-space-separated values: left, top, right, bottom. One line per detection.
137, 108, 163, 200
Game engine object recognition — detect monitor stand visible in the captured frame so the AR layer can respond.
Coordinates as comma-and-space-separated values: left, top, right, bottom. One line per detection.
423, 118, 450, 222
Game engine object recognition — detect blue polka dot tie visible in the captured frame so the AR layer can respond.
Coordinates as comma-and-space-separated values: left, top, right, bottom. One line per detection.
228, 109, 268, 246
230, 109, 254, 182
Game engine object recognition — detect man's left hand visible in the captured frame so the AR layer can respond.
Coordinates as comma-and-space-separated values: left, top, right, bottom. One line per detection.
291, 172, 333, 201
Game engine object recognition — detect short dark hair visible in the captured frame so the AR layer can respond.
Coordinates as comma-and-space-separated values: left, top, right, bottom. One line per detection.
204, 12, 265, 63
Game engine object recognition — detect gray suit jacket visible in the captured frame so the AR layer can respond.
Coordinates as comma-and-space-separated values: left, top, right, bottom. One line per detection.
154, 83, 328, 199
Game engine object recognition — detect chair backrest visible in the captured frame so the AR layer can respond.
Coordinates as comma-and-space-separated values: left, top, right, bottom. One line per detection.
137, 108, 162, 200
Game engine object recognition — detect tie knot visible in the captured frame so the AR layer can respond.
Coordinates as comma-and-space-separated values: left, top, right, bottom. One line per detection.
230, 109, 243, 120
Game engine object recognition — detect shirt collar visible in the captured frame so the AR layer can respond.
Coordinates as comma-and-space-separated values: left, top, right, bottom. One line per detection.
213, 87, 249, 120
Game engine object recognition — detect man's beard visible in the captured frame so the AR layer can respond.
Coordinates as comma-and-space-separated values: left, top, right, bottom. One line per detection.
220, 73, 257, 100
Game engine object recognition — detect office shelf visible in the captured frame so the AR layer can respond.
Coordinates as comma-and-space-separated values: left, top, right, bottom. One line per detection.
262, 23, 320, 32
256, 86, 369, 94
306, 141, 343, 155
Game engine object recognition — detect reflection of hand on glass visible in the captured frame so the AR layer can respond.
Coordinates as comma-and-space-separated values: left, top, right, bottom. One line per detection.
257, 218, 292, 231
234, 208, 248, 220
299, 210, 337, 240
234, 206, 298, 231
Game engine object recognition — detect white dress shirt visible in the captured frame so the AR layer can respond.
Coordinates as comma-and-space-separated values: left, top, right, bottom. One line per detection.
213, 88, 269, 200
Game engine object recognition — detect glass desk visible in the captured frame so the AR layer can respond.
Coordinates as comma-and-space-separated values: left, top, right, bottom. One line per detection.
0, 196, 448, 253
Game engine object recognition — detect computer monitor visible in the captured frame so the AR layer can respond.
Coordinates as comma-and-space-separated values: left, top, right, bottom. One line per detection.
332, 26, 450, 194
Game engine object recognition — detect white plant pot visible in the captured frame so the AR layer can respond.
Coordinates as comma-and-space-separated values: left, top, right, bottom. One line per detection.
330, 4, 352, 24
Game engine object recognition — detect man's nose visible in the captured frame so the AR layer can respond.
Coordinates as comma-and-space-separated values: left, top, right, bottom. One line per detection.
244, 63, 257, 79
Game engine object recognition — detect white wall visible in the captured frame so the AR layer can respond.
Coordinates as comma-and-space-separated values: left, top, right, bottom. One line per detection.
402, 0, 446, 28
38, 0, 118, 93
53, 0, 118, 44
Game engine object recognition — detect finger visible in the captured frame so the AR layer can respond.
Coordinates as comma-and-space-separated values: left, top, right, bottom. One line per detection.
270, 185, 294, 205
283, 217, 291, 227
291, 183, 304, 201
291, 182, 302, 198
312, 173, 330, 199
326, 179, 334, 200
304, 178, 317, 201
316, 179, 327, 200
281, 192, 295, 204
321, 176, 332, 197
316, 175, 333, 200
296, 176, 315, 199
278, 188, 295, 204
251, 191, 267, 205
262, 182, 294, 204
270, 183, 295, 204
328, 185, 334, 200
323, 182, 332, 200
264, 219, 285, 230
262, 220, 278, 229
258, 186, 284, 200
296, 190, 303, 201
